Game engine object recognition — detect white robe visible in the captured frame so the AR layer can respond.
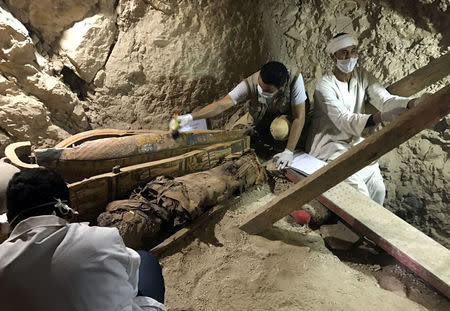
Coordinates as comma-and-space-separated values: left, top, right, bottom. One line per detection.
0, 215, 166, 311
307, 68, 409, 204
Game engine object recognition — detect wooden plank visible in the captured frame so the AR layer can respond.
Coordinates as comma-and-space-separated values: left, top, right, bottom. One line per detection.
387, 52, 450, 97
69, 137, 250, 222
286, 169, 450, 297
239, 85, 450, 234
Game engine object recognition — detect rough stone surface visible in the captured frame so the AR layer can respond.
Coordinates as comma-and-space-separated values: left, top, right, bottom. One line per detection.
91, 0, 264, 129
59, 14, 117, 82
320, 221, 361, 250
5, 0, 99, 43
0, 5, 89, 155
0, 91, 70, 153
380, 125, 450, 248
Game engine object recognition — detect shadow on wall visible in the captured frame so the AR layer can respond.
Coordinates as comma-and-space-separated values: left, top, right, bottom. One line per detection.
61, 67, 89, 101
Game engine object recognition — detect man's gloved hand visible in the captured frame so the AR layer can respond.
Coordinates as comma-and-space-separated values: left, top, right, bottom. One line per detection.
380, 107, 407, 122
169, 114, 193, 130
273, 149, 293, 170
407, 93, 432, 109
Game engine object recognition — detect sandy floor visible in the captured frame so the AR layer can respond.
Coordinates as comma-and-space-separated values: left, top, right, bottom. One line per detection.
158, 185, 447, 311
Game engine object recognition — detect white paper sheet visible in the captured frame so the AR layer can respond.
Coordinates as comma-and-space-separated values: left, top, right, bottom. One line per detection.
0, 213, 7, 223
179, 119, 208, 132
289, 152, 327, 176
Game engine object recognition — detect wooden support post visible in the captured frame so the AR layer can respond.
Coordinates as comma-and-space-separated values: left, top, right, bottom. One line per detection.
387, 52, 450, 97
239, 85, 450, 234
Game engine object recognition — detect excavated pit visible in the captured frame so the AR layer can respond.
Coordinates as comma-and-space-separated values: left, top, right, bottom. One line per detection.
0, 0, 449, 310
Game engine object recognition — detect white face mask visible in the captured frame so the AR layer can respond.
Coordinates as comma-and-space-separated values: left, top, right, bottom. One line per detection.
336, 57, 358, 73
257, 84, 276, 99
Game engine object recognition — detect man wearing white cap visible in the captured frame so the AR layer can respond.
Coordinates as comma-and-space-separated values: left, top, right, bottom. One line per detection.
169, 61, 308, 170
308, 33, 421, 205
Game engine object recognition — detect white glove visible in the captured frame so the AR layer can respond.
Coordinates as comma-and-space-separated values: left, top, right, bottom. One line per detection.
273, 149, 293, 170
169, 114, 193, 130
380, 107, 407, 122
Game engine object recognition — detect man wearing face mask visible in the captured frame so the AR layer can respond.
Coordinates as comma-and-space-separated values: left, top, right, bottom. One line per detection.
308, 33, 422, 205
169, 61, 308, 170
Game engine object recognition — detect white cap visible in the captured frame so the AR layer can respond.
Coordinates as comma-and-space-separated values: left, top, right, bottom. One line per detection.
326, 33, 358, 54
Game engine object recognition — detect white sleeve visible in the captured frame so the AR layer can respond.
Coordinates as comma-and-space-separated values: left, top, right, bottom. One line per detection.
365, 71, 410, 112
291, 73, 307, 106
134, 296, 167, 311
228, 81, 250, 104
315, 80, 370, 137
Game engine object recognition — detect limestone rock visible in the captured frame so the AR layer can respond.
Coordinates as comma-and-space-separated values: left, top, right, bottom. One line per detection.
6, 0, 99, 43
59, 14, 117, 82
0, 6, 36, 77
0, 92, 70, 152
20, 72, 89, 132
0, 6, 90, 149
320, 221, 361, 250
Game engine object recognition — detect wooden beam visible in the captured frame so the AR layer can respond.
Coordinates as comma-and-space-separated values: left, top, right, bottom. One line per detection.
69, 137, 250, 222
387, 52, 450, 97
286, 169, 450, 298
239, 85, 450, 234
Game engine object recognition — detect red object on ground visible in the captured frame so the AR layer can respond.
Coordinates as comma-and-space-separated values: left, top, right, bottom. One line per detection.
291, 210, 311, 225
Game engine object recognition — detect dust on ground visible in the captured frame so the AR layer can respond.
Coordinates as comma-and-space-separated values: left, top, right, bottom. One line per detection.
158, 184, 448, 311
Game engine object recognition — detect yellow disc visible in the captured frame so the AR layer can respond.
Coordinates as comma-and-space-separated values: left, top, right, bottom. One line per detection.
270, 115, 290, 141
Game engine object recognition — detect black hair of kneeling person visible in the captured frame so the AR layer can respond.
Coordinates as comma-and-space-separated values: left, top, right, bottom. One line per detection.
6, 167, 70, 227
260, 61, 289, 88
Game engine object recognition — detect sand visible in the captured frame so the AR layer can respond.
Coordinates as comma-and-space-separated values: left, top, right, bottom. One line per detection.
158, 185, 442, 311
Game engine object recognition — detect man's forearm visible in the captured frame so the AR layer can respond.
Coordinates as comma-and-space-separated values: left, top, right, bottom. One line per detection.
191, 95, 234, 120
286, 117, 305, 151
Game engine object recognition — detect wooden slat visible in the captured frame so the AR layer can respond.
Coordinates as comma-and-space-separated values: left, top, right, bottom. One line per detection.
327, 183, 450, 297
387, 52, 450, 97
69, 137, 250, 222
286, 169, 450, 298
239, 85, 450, 234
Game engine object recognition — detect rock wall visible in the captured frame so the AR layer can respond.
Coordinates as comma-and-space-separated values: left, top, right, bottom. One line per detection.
90, 0, 264, 129
0, 0, 448, 246
0, 3, 91, 154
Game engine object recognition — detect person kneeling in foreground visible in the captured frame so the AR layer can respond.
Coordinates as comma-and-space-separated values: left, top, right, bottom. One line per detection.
0, 167, 166, 311
308, 33, 427, 205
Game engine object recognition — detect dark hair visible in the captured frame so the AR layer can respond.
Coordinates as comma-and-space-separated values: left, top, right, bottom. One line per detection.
333, 32, 348, 38
6, 167, 70, 225
260, 61, 289, 88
